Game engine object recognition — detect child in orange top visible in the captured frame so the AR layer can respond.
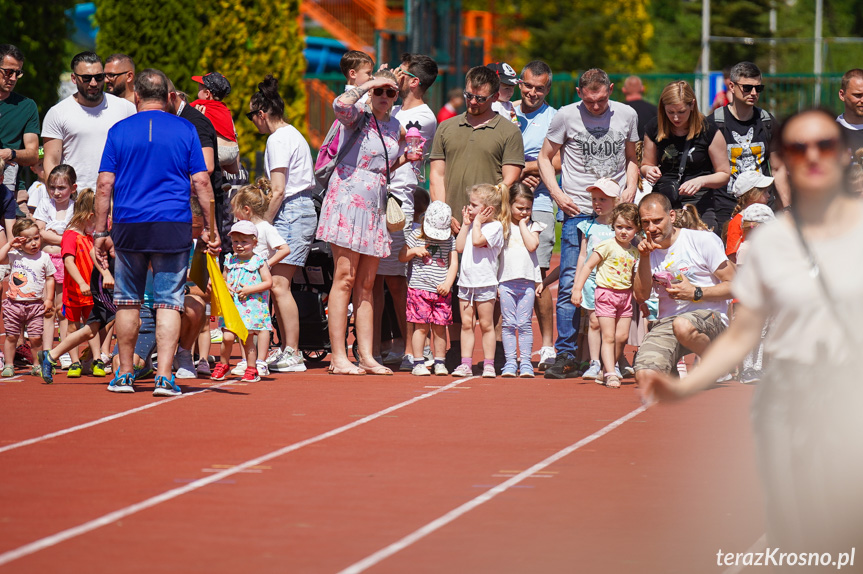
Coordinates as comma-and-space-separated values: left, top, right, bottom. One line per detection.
724, 171, 772, 263
60, 188, 101, 377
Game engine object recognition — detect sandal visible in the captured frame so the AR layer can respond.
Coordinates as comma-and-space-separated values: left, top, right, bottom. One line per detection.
358, 363, 393, 376
327, 364, 366, 376
605, 374, 621, 389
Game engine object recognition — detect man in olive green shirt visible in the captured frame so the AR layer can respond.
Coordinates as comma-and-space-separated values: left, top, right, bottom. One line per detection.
0, 44, 40, 195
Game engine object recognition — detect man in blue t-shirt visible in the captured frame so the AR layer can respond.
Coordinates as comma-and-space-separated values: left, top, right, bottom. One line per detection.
94, 68, 220, 397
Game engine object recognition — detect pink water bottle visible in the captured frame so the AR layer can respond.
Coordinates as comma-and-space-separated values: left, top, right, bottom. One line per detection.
405, 125, 425, 161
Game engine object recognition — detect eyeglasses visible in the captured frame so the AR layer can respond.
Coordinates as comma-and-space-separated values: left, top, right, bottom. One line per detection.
104, 70, 131, 81
372, 87, 398, 98
74, 73, 106, 83
782, 138, 840, 161
0, 67, 24, 79
735, 82, 765, 94
463, 91, 490, 103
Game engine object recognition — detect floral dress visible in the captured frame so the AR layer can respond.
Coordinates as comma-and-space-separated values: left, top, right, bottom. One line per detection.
219, 253, 272, 332
315, 99, 401, 257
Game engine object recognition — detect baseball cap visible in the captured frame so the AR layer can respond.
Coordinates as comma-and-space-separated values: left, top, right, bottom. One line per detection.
228, 220, 258, 238
191, 72, 232, 100
732, 170, 774, 197
586, 177, 621, 198
486, 62, 518, 86
423, 201, 453, 241
741, 203, 775, 223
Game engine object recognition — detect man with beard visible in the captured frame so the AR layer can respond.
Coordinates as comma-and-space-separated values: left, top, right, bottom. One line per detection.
42, 52, 136, 189
0, 44, 40, 205
104, 53, 136, 104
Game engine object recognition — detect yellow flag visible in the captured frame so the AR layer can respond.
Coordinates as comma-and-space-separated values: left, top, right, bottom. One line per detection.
206, 253, 248, 344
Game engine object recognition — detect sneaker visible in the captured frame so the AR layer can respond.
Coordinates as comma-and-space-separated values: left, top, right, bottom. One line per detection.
107, 371, 135, 393
423, 346, 434, 367
174, 348, 197, 379
451, 363, 472, 378
265, 347, 283, 365
1, 365, 14, 377
544, 355, 580, 379
211, 363, 230, 381
382, 350, 404, 365
615, 366, 623, 379
399, 354, 415, 372
67, 362, 82, 378
196, 360, 211, 377
39, 351, 58, 384
739, 368, 761, 384
618, 356, 635, 378
59, 353, 73, 369
411, 364, 431, 376
581, 360, 602, 380
92, 359, 107, 377
676, 359, 688, 378
153, 374, 183, 397
134, 358, 155, 381
519, 362, 535, 378
210, 328, 223, 343
537, 346, 557, 371
14, 343, 33, 366
270, 348, 306, 373
256, 360, 269, 376
482, 364, 496, 378
240, 367, 260, 383
231, 360, 248, 376
501, 361, 517, 378
433, 362, 449, 376
100, 353, 113, 365
30, 364, 42, 377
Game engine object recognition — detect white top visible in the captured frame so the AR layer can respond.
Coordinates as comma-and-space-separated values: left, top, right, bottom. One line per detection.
648, 228, 730, 322
837, 115, 863, 130
26, 181, 46, 210
41, 93, 137, 189
492, 101, 519, 124
498, 220, 546, 283
264, 125, 315, 198
33, 197, 75, 235
391, 103, 437, 218
253, 220, 288, 264
6, 250, 56, 301
458, 220, 504, 288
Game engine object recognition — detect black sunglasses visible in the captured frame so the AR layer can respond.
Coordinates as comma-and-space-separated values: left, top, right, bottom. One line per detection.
463, 91, 490, 103
0, 67, 24, 79
735, 82, 765, 94
372, 87, 398, 98
246, 109, 261, 121
104, 70, 132, 81
74, 73, 105, 83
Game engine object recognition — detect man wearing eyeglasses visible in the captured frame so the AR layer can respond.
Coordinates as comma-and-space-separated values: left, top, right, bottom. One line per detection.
0, 45, 40, 200
104, 53, 136, 104
708, 61, 790, 233
42, 51, 136, 190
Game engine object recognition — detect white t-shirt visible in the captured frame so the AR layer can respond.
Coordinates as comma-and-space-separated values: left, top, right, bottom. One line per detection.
492, 101, 518, 124
264, 125, 315, 198
253, 220, 287, 264
6, 250, 56, 301
390, 103, 437, 218
499, 220, 546, 283
545, 100, 639, 213
26, 181, 46, 210
648, 228, 730, 321
458, 220, 504, 288
33, 197, 74, 235
41, 93, 136, 189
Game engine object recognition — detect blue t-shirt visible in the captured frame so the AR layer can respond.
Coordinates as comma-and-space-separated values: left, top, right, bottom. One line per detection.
515, 102, 557, 213
99, 110, 208, 253
576, 217, 614, 281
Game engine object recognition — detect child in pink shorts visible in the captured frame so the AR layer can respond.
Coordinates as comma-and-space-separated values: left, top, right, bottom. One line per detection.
399, 201, 458, 376
571, 203, 640, 388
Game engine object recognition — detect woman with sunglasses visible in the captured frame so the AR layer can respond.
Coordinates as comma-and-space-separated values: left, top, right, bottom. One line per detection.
642, 109, 863, 557
642, 80, 730, 231
316, 69, 409, 376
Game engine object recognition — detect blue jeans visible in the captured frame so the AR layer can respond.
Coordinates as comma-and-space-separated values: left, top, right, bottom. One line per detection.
114, 250, 189, 311
556, 213, 591, 357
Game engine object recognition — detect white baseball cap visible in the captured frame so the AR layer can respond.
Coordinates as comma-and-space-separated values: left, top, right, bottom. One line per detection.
423, 201, 452, 241
586, 177, 621, 198
732, 170, 774, 198
228, 220, 258, 238
741, 203, 775, 223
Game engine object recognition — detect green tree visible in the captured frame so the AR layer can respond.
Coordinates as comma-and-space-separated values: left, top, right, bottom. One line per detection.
198, 0, 307, 166
0, 0, 76, 116
95, 0, 202, 89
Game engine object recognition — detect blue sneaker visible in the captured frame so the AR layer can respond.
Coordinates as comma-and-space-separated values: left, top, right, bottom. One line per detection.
38, 350, 57, 384
153, 374, 182, 397
107, 371, 135, 393
519, 361, 535, 378
501, 360, 517, 378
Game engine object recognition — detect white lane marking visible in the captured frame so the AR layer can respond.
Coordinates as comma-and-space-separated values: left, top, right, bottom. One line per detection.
0, 376, 476, 567
721, 534, 767, 574
338, 404, 650, 574
0, 382, 234, 455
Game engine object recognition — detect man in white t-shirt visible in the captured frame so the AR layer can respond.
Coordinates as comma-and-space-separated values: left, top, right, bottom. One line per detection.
375, 53, 439, 366
42, 51, 136, 189
632, 193, 736, 389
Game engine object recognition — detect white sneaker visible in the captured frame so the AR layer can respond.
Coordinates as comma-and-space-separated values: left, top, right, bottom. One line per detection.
411, 364, 431, 376
173, 348, 197, 379
231, 360, 248, 376
270, 348, 306, 372
265, 347, 283, 365
59, 353, 73, 369
423, 346, 434, 367
256, 360, 269, 376
538, 346, 556, 371
433, 362, 449, 376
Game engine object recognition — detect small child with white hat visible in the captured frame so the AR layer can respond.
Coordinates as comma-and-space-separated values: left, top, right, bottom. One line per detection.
725, 170, 774, 262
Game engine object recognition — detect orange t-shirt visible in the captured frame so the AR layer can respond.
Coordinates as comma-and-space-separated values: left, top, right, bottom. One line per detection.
61, 229, 94, 308
725, 213, 744, 257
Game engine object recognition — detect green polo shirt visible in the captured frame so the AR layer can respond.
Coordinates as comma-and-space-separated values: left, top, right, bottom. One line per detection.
430, 112, 524, 216
0, 92, 40, 191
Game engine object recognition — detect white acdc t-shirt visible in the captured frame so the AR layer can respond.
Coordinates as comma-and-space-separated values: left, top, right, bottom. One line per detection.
648, 228, 730, 322
459, 220, 504, 288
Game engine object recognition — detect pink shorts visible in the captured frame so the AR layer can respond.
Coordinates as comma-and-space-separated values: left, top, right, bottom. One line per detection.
2, 299, 45, 338
406, 287, 453, 326
49, 253, 65, 285
594, 286, 633, 318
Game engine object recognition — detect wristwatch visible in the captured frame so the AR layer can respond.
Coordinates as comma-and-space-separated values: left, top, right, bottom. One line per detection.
9, 149, 16, 162
692, 286, 703, 302
93, 231, 110, 239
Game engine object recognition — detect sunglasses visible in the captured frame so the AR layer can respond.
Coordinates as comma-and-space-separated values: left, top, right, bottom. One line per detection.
246, 109, 262, 121
0, 67, 24, 79
782, 138, 840, 160
372, 87, 398, 98
463, 91, 490, 103
74, 73, 106, 83
104, 70, 132, 81
735, 82, 765, 94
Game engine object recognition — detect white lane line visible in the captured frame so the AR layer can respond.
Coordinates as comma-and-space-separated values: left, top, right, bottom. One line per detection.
0, 382, 235, 455
338, 403, 650, 574
721, 534, 767, 574
0, 376, 476, 567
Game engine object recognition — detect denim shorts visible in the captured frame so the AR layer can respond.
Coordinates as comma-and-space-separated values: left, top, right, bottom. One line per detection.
114, 250, 188, 311
274, 191, 316, 267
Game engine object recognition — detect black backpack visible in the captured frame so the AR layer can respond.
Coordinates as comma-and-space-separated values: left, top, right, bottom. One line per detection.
714, 105, 774, 175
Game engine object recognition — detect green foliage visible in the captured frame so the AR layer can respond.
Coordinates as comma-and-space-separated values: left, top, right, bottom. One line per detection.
95, 0, 202, 89
0, 0, 76, 116
198, 0, 307, 167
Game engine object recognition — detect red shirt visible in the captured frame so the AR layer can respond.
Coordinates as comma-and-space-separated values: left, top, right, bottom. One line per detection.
725, 213, 744, 256
61, 229, 94, 308
436, 103, 458, 124
189, 99, 237, 142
